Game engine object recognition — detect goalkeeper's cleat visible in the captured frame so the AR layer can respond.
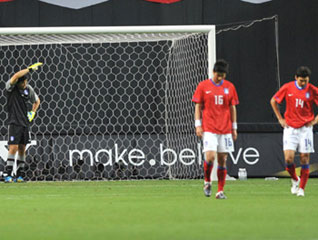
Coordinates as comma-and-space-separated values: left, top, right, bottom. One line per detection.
297, 188, 305, 197
27, 111, 35, 122
203, 183, 212, 197
4, 176, 13, 183
215, 191, 227, 199
291, 177, 300, 195
16, 176, 25, 183
28, 62, 43, 72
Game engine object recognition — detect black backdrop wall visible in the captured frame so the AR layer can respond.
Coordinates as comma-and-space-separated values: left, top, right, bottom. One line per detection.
1, 0, 318, 131
1, 0, 317, 82
1, 0, 318, 178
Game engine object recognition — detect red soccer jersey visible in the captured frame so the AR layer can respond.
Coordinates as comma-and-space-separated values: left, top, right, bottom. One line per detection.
192, 79, 239, 134
273, 81, 318, 128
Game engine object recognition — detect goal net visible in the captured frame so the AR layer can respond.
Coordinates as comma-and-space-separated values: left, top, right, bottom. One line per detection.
0, 26, 215, 181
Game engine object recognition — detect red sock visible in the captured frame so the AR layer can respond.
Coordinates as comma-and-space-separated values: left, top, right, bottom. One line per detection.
217, 167, 227, 192
204, 161, 213, 182
286, 164, 298, 181
299, 164, 310, 190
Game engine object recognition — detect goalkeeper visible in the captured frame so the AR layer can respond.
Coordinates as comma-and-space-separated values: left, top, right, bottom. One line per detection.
3, 63, 42, 183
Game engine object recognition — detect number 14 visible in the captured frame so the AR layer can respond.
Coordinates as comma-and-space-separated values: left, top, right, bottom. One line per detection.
295, 98, 304, 108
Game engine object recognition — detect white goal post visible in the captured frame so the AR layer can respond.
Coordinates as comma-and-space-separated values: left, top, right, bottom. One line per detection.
0, 25, 231, 181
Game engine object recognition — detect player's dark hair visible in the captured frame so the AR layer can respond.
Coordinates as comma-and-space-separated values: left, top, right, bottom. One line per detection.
296, 66, 311, 78
17, 74, 29, 84
213, 59, 229, 74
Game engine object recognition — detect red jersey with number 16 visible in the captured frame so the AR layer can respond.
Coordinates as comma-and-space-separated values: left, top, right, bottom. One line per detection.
273, 81, 318, 128
192, 79, 239, 134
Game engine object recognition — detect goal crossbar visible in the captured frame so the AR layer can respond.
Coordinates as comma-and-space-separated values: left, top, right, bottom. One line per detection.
0, 25, 215, 35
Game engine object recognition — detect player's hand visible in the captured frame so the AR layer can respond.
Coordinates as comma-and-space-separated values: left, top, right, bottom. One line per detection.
28, 62, 43, 72
278, 118, 287, 128
27, 111, 35, 122
232, 129, 238, 141
196, 126, 203, 138
306, 119, 318, 127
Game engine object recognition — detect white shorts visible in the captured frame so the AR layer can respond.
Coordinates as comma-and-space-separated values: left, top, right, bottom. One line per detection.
283, 126, 314, 153
202, 132, 234, 153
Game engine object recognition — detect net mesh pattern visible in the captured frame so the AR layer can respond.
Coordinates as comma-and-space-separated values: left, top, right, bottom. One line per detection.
0, 32, 209, 180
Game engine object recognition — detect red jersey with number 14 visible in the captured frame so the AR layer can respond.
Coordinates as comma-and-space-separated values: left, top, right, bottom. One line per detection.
273, 81, 318, 128
192, 79, 239, 134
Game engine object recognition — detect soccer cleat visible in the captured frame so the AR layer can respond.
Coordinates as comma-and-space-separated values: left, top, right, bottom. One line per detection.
291, 177, 300, 195
297, 188, 305, 197
203, 183, 212, 197
16, 176, 24, 183
4, 176, 13, 183
215, 191, 227, 199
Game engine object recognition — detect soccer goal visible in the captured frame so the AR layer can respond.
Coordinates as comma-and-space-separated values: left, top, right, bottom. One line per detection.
0, 26, 216, 181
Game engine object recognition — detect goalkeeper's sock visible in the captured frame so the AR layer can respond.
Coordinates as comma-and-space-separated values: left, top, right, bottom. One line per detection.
299, 164, 310, 190
4, 154, 15, 177
204, 160, 213, 183
16, 154, 26, 177
217, 166, 227, 192
286, 163, 298, 181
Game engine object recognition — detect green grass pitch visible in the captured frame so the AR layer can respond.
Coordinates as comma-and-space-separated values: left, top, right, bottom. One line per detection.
1, 178, 318, 240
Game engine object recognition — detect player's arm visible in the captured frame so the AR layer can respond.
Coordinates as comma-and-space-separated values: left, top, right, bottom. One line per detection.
8, 68, 29, 86
270, 97, 286, 128
195, 103, 203, 138
306, 87, 318, 127
7, 63, 43, 89
230, 105, 238, 141
32, 97, 40, 113
28, 90, 40, 122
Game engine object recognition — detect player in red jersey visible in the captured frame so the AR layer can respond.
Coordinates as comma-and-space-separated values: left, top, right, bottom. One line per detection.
271, 66, 318, 197
192, 60, 239, 199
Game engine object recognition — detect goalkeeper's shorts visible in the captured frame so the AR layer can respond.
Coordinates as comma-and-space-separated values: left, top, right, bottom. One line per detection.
202, 132, 234, 153
8, 124, 31, 145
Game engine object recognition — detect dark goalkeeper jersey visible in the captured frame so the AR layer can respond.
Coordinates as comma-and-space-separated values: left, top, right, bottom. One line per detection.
5, 80, 39, 127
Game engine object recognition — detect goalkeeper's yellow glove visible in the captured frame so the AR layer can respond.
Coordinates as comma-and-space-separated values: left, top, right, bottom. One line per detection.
27, 111, 35, 122
28, 62, 43, 72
